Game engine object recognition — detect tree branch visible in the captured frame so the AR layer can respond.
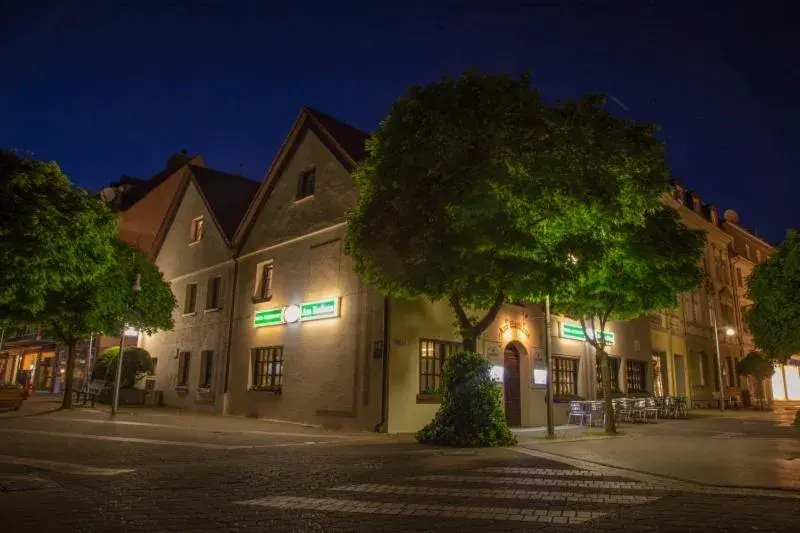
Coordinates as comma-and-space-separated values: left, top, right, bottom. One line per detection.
448, 294, 472, 332
580, 316, 599, 349
475, 292, 506, 334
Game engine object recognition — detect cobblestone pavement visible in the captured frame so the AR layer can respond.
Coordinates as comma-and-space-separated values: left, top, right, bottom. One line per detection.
1, 412, 798, 532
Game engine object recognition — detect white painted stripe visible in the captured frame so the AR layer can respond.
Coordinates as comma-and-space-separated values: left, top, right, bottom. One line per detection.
478, 467, 604, 477
236, 496, 606, 524
0, 454, 134, 476
331, 483, 660, 504
413, 474, 655, 490
41, 417, 353, 439
0, 428, 357, 449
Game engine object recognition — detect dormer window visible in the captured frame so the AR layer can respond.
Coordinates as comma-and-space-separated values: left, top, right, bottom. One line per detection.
745, 243, 752, 260
709, 206, 718, 225
692, 196, 701, 213
296, 167, 316, 200
190, 216, 204, 243
756, 249, 762, 263
674, 185, 684, 204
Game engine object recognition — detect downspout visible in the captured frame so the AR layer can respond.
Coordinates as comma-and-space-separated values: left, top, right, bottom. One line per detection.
374, 296, 390, 433
222, 257, 239, 415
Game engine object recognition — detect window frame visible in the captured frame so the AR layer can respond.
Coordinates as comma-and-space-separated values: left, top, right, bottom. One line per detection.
251, 346, 284, 392
206, 276, 222, 310
552, 356, 579, 396
177, 351, 191, 389
418, 339, 460, 396
199, 350, 213, 390
184, 283, 198, 315
296, 167, 316, 200
189, 216, 204, 244
626, 360, 647, 393
596, 356, 621, 392
253, 262, 274, 302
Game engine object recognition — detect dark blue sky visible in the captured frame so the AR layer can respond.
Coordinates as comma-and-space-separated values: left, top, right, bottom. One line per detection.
2, 1, 796, 243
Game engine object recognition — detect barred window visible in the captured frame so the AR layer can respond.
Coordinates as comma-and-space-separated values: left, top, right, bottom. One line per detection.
252, 346, 283, 389
626, 360, 647, 393
419, 339, 459, 393
596, 357, 620, 391
553, 356, 578, 396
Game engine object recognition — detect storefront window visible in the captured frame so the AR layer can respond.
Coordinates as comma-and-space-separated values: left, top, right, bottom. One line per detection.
419, 339, 459, 394
626, 360, 647, 393
552, 356, 578, 396
596, 357, 620, 391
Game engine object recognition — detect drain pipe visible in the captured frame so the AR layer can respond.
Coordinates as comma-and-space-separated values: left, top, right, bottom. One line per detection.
374, 296, 390, 433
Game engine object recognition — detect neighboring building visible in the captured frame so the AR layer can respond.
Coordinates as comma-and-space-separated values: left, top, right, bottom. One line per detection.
723, 212, 800, 404
139, 166, 259, 413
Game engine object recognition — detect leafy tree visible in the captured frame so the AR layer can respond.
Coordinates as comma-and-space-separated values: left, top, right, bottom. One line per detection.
92, 346, 153, 389
746, 230, 800, 363
416, 351, 516, 447
553, 207, 705, 433
736, 351, 775, 409
41, 239, 175, 408
0, 149, 117, 317
346, 72, 671, 351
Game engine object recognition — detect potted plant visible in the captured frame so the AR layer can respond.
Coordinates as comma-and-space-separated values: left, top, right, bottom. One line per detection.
0, 382, 25, 410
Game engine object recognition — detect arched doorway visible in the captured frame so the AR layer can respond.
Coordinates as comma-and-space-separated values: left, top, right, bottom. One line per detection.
503, 343, 523, 427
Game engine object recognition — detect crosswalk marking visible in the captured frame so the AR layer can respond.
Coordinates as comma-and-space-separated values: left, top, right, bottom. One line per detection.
0, 454, 134, 476
412, 474, 655, 490
331, 483, 660, 504
237, 496, 607, 524
477, 467, 605, 477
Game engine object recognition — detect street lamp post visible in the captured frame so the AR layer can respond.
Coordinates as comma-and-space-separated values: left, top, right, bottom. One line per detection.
111, 273, 141, 416
710, 306, 735, 412
544, 294, 554, 437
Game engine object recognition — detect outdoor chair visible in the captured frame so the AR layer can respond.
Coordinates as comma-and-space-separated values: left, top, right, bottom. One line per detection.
587, 401, 605, 427
644, 397, 660, 422
567, 401, 588, 426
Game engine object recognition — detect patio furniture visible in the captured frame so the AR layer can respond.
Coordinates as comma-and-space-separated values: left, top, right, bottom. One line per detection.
644, 397, 659, 422
567, 401, 588, 426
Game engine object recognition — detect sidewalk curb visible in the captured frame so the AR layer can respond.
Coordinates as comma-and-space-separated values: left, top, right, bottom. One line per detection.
515, 446, 800, 494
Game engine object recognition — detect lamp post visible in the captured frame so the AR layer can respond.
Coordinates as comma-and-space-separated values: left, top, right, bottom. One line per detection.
544, 294, 554, 437
710, 305, 735, 412
111, 273, 141, 415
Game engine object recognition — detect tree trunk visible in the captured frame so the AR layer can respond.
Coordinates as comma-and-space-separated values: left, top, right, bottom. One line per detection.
449, 293, 505, 354
61, 340, 77, 409
598, 348, 617, 434
461, 333, 478, 353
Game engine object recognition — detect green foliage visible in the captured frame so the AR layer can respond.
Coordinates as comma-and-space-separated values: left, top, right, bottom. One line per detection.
416, 351, 517, 447
0, 149, 117, 318
92, 346, 153, 388
346, 71, 672, 349
736, 351, 775, 381
746, 230, 800, 363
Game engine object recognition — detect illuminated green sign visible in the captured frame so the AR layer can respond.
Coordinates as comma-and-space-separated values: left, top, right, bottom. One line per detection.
254, 307, 284, 327
560, 323, 615, 345
300, 298, 339, 321
254, 297, 340, 327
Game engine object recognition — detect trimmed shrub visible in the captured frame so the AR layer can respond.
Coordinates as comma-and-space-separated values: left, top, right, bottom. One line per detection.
92, 346, 152, 388
416, 350, 517, 447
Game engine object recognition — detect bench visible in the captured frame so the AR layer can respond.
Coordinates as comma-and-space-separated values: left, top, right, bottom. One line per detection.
73, 379, 107, 407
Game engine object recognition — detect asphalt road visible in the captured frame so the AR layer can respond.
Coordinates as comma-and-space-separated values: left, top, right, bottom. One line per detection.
1, 407, 798, 532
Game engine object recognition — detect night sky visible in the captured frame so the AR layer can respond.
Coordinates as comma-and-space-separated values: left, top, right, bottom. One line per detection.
2, 1, 796, 243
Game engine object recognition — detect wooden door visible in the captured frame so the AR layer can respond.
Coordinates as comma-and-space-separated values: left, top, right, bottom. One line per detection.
504, 345, 522, 427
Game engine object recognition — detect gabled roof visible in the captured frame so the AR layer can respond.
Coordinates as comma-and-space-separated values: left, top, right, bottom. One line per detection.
233, 106, 370, 249
150, 165, 259, 261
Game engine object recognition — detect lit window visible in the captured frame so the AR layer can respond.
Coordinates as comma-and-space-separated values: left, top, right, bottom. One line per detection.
254, 262, 274, 301
206, 277, 222, 310
252, 346, 283, 390
626, 360, 646, 393
177, 351, 191, 388
419, 339, 460, 394
297, 168, 316, 199
745, 243, 751, 260
184, 283, 197, 314
199, 350, 213, 389
190, 217, 204, 243
596, 357, 620, 392
553, 356, 578, 396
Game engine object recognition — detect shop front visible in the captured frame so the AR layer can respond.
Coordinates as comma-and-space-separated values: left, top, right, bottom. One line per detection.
771, 356, 800, 403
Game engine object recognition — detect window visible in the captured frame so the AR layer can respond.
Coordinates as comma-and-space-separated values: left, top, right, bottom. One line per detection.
745, 243, 751, 260
206, 277, 222, 310
419, 339, 460, 393
756, 249, 762, 263
296, 168, 316, 199
626, 360, 647, 393
691, 291, 700, 323
252, 346, 283, 390
199, 350, 213, 389
736, 268, 744, 287
596, 357, 620, 391
184, 283, 197, 314
254, 262, 274, 301
149, 357, 158, 377
697, 352, 706, 386
190, 216, 204, 243
553, 356, 578, 396
726, 357, 736, 387
177, 351, 190, 388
